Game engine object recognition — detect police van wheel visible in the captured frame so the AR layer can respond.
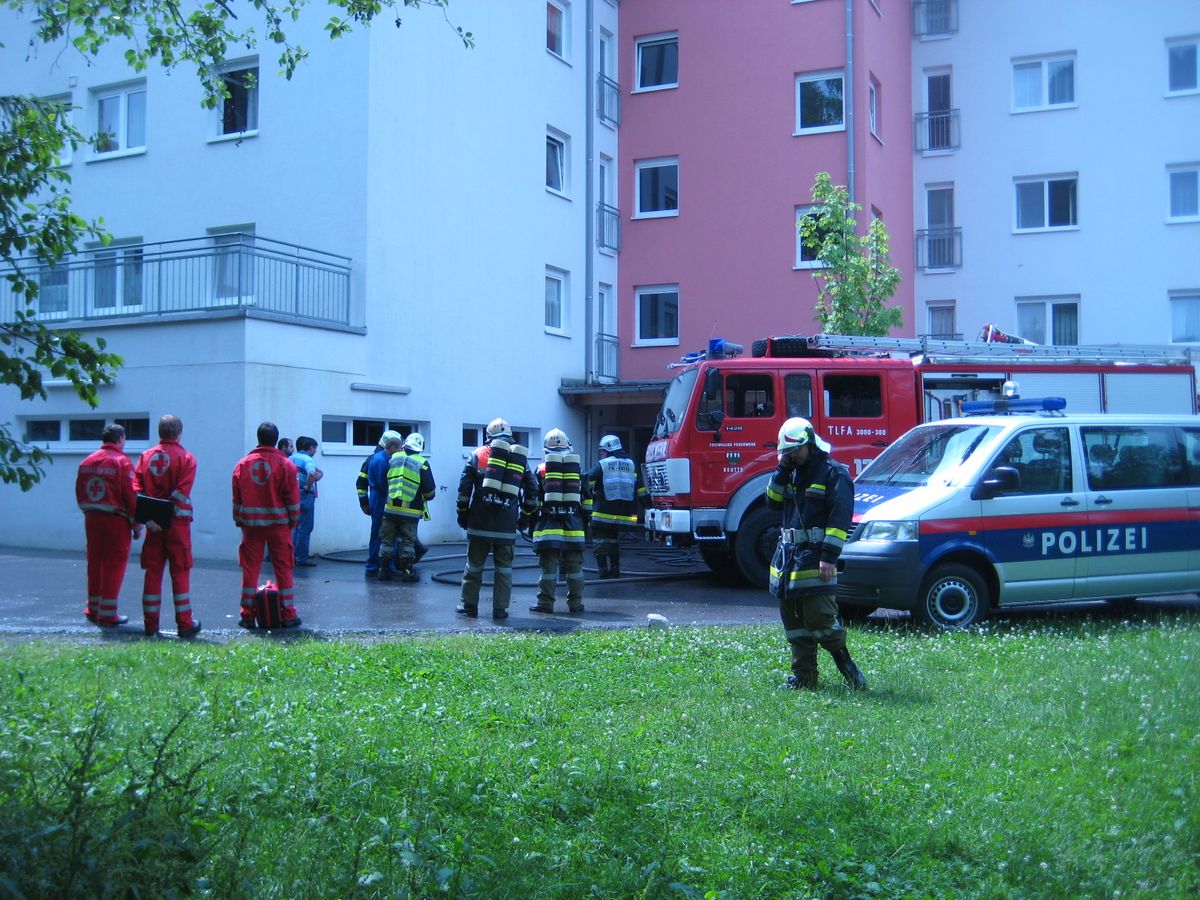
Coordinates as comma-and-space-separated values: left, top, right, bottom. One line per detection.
915, 564, 988, 629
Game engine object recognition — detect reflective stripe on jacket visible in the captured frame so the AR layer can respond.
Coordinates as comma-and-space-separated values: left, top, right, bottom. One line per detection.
384, 451, 436, 519
134, 439, 197, 522
76, 443, 138, 522
232, 446, 300, 528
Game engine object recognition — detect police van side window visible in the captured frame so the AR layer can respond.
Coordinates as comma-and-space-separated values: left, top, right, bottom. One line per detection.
1184, 429, 1200, 486
998, 426, 1072, 495
785, 374, 813, 418
1083, 426, 1186, 490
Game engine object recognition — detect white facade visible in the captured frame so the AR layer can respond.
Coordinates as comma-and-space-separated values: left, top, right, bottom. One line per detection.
911, 1, 1200, 350
0, 0, 620, 557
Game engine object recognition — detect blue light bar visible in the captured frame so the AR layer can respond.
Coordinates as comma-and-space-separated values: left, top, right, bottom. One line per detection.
961, 396, 1067, 416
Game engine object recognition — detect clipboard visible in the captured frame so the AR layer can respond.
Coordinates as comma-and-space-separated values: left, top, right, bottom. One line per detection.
135, 494, 176, 529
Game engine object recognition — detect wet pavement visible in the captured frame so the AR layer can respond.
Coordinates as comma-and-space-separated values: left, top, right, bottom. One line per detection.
0, 538, 780, 643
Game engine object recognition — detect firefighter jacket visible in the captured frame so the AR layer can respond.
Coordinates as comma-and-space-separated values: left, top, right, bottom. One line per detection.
384, 450, 436, 519
76, 442, 138, 522
134, 438, 196, 525
588, 451, 650, 530
765, 450, 853, 591
457, 439, 538, 543
232, 445, 300, 529
532, 452, 592, 551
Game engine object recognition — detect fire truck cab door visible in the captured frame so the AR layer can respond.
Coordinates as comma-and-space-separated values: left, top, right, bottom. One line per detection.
693, 367, 781, 503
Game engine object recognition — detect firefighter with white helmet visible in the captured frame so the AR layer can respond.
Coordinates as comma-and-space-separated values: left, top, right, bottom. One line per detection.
766, 417, 867, 691
378, 433, 436, 582
588, 433, 650, 578
357, 429, 403, 576
529, 428, 592, 614
455, 417, 539, 619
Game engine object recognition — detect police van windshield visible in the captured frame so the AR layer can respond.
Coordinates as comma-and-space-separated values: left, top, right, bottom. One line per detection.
652, 368, 699, 439
857, 423, 1001, 487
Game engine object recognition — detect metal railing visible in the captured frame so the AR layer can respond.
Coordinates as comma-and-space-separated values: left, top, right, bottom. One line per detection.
914, 109, 960, 151
916, 227, 963, 270
3, 233, 352, 325
597, 202, 621, 252
912, 0, 958, 37
594, 331, 619, 381
597, 73, 621, 126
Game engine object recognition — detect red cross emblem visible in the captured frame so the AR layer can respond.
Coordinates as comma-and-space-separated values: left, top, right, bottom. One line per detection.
250, 459, 271, 485
86, 476, 107, 502
147, 450, 170, 477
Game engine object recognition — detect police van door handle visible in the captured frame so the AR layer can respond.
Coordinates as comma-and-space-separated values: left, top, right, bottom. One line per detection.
1093, 495, 1114, 505
1060, 497, 1080, 507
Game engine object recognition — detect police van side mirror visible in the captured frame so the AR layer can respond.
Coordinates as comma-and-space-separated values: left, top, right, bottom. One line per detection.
972, 466, 1021, 500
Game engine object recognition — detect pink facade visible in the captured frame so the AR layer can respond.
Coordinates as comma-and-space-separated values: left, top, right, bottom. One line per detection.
619, 0, 915, 381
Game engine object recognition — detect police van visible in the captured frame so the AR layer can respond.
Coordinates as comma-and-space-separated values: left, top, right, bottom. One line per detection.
835, 396, 1200, 629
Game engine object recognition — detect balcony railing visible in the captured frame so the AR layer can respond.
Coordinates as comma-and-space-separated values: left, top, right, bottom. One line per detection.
595, 331, 619, 381
2, 233, 351, 326
912, 0, 958, 37
916, 227, 963, 270
597, 202, 621, 252
914, 109, 960, 151
597, 73, 621, 126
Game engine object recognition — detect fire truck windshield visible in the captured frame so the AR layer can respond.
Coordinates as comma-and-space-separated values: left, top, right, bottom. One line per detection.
857, 423, 1001, 488
653, 369, 699, 439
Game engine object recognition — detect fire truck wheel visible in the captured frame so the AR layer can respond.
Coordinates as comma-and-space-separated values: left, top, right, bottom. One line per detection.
914, 563, 989, 630
699, 543, 741, 582
733, 505, 779, 588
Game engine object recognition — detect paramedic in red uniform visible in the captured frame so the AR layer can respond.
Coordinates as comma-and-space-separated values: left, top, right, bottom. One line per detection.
76, 422, 143, 626
232, 421, 302, 628
133, 414, 201, 638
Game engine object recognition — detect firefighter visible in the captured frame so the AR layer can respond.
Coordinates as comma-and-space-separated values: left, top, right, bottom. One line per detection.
588, 434, 649, 578
456, 418, 538, 620
232, 421, 302, 628
76, 423, 143, 627
358, 429, 402, 577
766, 417, 867, 691
529, 428, 592, 614
133, 414, 201, 637
378, 433, 436, 583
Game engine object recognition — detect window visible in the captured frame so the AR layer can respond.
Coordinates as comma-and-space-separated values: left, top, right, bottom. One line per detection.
1168, 166, 1199, 220
91, 243, 143, 312
25, 416, 149, 446
1082, 426, 1192, 490
785, 374, 813, 418
546, 130, 568, 194
1016, 296, 1079, 345
994, 427, 1073, 495
1170, 292, 1200, 342
923, 71, 954, 151
635, 285, 679, 345
545, 266, 568, 333
794, 206, 828, 268
218, 62, 258, 135
463, 424, 531, 451
322, 418, 419, 449
723, 374, 775, 419
93, 82, 146, 154
1012, 55, 1075, 111
912, 0, 957, 37
868, 76, 880, 138
1015, 176, 1078, 230
635, 157, 678, 218
635, 33, 678, 90
546, 1, 567, 59
927, 301, 956, 338
38, 265, 69, 316
1168, 38, 1198, 93
824, 375, 883, 418
211, 230, 255, 300
921, 185, 959, 269
795, 71, 844, 133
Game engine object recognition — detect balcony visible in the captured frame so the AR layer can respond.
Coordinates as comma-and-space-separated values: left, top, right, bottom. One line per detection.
914, 109, 960, 152
594, 331, 619, 381
3, 234, 351, 326
916, 227, 962, 270
597, 73, 621, 126
597, 202, 621, 252
912, 0, 958, 37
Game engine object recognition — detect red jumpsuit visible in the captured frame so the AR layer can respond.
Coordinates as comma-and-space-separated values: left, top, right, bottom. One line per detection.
134, 438, 198, 634
76, 442, 139, 624
232, 445, 301, 624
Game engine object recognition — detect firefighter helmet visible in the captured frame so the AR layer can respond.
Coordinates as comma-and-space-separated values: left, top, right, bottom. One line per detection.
379, 429, 402, 448
777, 417, 831, 454
402, 433, 425, 454
598, 434, 623, 453
486, 418, 513, 441
544, 428, 571, 451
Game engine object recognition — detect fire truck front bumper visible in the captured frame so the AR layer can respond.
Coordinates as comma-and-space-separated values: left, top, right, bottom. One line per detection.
645, 508, 726, 540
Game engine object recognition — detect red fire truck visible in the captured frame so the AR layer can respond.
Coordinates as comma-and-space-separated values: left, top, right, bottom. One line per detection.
643, 333, 1198, 586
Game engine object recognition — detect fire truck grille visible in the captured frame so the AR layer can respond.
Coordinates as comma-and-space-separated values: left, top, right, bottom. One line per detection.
644, 462, 671, 494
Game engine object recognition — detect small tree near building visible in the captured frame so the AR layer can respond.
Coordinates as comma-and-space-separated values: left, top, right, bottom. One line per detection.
798, 171, 902, 336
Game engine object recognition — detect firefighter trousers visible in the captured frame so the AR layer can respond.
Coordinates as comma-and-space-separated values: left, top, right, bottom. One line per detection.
535, 547, 585, 611
779, 588, 847, 685
84, 511, 133, 623
460, 537, 514, 611
238, 525, 299, 622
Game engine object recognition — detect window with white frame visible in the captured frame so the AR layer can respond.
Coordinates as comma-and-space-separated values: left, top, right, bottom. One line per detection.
93, 82, 146, 154
1170, 292, 1200, 342
463, 424, 533, 453
545, 266, 568, 333
794, 206, 828, 269
218, 62, 258, 135
1012, 54, 1075, 111
546, 129, 568, 194
795, 71, 845, 134
636, 33, 678, 91
1016, 296, 1079, 345
23, 415, 150, 447
868, 76, 881, 138
322, 417, 421, 449
90, 242, 143, 312
546, 1, 568, 59
1167, 38, 1198, 93
1015, 175, 1078, 231
927, 301, 956, 338
1168, 165, 1199, 220
635, 284, 679, 345
635, 157, 678, 218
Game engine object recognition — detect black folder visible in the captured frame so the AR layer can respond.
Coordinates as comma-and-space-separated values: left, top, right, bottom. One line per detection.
135, 494, 175, 528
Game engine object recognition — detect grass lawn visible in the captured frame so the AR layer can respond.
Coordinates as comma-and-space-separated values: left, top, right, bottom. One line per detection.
0, 612, 1197, 898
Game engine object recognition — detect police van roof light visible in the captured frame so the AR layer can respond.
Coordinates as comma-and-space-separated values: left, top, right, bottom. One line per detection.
961, 396, 1067, 416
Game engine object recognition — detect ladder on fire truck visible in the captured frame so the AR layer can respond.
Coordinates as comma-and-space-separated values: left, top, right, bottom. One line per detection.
763, 333, 1193, 366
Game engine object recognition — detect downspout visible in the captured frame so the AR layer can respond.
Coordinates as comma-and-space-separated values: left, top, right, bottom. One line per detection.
584, 0, 597, 454
845, 0, 855, 204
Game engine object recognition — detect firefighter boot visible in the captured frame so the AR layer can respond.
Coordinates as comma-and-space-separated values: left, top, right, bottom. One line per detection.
787, 637, 819, 690
594, 555, 610, 579
831, 647, 869, 691
609, 556, 621, 579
